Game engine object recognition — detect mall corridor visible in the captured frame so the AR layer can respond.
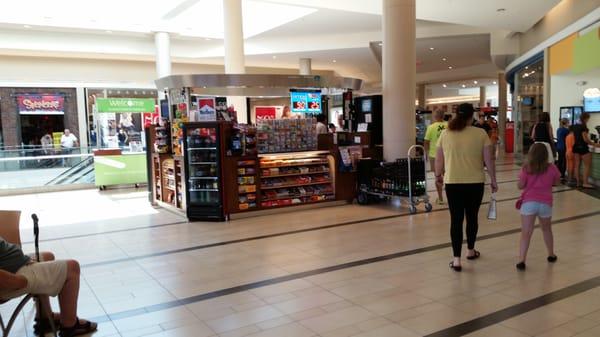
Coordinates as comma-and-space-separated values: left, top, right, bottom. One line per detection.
2, 155, 600, 337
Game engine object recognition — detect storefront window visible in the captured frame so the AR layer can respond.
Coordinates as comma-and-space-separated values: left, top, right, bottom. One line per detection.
513, 59, 544, 155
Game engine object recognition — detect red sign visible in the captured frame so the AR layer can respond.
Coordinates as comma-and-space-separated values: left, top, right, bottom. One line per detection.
256, 106, 276, 120
17, 95, 65, 115
143, 112, 159, 128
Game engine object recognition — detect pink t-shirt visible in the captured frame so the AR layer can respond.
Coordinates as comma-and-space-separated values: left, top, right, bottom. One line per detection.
519, 164, 560, 206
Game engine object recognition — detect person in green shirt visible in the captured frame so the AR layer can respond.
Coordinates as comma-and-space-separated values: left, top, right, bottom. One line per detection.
424, 110, 448, 205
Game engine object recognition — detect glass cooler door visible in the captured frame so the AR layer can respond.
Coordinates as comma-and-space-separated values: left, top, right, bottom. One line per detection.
183, 123, 224, 220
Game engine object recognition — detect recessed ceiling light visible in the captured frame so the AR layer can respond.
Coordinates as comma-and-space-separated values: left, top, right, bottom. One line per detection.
493, 81, 497, 85
473, 80, 478, 84
448, 66, 453, 69
105, 30, 112, 34
272, 55, 277, 59
332, 60, 337, 63
525, 66, 529, 69
497, 8, 506, 12
23, 25, 31, 28
442, 57, 447, 61
204, 38, 211, 41
462, 84, 466, 88
429, 47, 435, 51
442, 84, 447, 88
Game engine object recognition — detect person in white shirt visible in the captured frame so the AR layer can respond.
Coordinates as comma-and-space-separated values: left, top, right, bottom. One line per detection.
60, 129, 78, 149
316, 115, 328, 135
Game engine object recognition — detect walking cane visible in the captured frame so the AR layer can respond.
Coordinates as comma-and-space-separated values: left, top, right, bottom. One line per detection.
31, 214, 58, 337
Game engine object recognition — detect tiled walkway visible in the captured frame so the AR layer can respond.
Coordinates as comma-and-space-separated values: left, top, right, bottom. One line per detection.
2, 156, 600, 337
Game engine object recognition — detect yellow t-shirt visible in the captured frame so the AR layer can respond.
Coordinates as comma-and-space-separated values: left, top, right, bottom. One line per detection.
437, 126, 491, 184
424, 121, 448, 158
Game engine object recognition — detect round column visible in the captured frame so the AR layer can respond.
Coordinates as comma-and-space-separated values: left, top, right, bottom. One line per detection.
154, 32, 172, 79
479, 86, 487, 108
223, 0, 247, 123
299, 58, 312, 75
382, 0, 416, 161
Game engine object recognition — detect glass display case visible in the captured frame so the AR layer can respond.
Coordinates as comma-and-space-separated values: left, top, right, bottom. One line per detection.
182, 122, 224, 220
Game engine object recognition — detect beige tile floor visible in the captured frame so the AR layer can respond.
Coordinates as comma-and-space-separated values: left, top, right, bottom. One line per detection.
2, 156, 600, 337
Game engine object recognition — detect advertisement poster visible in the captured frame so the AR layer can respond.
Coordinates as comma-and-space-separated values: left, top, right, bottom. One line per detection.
255, 106, 277, 120
307, 93, 322, 113
96, 98, 155, 113
17, 95, 65, 115
143, 112, 159, 128
291, 92, 308, 113
197, 97, 217, 121
584, 87, 600, 112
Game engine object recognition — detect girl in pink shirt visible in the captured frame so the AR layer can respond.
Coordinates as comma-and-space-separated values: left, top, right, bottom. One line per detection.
516, 143, 561, 270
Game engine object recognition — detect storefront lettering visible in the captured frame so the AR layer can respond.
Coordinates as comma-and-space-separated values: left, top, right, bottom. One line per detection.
17, 95, 65, 114
22, 98, 61, 110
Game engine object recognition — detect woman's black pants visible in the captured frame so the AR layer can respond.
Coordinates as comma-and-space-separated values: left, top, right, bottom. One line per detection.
445, 183, 485, 257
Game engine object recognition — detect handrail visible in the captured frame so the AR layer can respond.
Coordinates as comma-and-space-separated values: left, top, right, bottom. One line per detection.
0, 153, 93, 162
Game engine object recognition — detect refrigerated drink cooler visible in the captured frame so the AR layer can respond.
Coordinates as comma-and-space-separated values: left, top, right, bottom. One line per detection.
182, 122, 226, 221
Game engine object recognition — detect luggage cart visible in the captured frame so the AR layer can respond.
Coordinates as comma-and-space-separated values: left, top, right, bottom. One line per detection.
357, 145, 432, 214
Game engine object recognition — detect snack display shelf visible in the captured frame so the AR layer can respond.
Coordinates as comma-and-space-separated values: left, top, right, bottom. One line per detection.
260, 161, 328, 168
262, 192, 334, 202
262, 170, 329, 178
188, 147, 217, 151
189, 177, 218, 180
261, 180, 332, 190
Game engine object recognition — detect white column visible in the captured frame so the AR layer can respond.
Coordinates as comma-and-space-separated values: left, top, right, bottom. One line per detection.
382, 0, 416, 160
417, 84, 426, 109
223, 0, 247, 123
76, 87, 88, 148
543, 48, 551, 113
154, 32, 172, 79
479, 86, 486, 108
299, 58, 312, 75
498, 72, 508, 150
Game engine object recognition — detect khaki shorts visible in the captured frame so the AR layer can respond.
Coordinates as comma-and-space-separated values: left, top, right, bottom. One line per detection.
0, 260, 68, 300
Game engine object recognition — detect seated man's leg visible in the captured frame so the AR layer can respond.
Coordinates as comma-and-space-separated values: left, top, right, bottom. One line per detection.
58, 260, 80, 327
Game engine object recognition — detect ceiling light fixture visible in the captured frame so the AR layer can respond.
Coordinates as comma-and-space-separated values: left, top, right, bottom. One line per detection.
378, 43, 382, 46
442, 84, 447, 88
442, 57, 447, 61
429, 47, 435, 51
105, 30, 112, 33
23, 25, 31, 28
205, 38, 211, 41
462, 84, 466, 88
272, 55, 277, 59
448, 66, 453, 69
473, 80, 478, 84
332, 60, 337, 63
493, 81, 497, 85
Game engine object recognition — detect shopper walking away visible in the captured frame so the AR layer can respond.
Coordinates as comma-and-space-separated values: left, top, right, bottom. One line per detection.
556, 118, 570, 181
515, 143, 561, 270
531, 112, 556, 159
565, 127, 576, 186
572, 113, 600, 188
435, 103, 498, 272
424, 110, 447, 205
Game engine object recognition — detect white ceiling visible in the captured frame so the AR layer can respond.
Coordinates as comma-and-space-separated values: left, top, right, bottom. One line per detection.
0, 0, 565, 86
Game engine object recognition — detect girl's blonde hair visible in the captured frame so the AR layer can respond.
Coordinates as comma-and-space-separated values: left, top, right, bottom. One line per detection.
526, 143, 550, 175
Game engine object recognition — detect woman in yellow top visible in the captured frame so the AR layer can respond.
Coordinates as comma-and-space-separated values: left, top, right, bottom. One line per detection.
435, 103, 498, 272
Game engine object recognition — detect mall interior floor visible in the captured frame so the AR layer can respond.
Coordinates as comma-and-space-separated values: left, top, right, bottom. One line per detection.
2, 154, 600, 337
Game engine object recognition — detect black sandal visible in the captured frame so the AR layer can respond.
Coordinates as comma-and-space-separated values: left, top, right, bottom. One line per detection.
547, 255, 558, 263
516, 262, 526, 271
34, 316, 61, 335
59, 318, 98, 337
449, 261, 462, 272
466, 250, 481, 260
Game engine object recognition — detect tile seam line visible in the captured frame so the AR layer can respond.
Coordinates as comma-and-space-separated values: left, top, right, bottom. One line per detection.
25, 177, 522, 245
80, 188, 573, 269
423, 275, 600, 337
88, 208, 600, 324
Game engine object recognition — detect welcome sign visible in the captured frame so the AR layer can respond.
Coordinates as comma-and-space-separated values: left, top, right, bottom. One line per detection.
96, 98, 155, 113
17, 94, 65, 115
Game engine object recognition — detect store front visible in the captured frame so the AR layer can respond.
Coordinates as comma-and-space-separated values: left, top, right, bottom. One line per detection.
508, 55, 545, 157
0, 88, 79, 149
548, 24, 600, 185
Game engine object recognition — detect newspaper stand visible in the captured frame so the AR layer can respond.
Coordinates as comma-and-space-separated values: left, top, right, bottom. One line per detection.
357, 145, 431, 214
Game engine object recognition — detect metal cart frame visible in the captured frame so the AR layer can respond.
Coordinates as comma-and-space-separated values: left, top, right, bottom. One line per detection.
357, 145, 432, 214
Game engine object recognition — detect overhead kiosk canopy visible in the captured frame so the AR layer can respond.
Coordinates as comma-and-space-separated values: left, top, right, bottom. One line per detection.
154, 74, 363, 96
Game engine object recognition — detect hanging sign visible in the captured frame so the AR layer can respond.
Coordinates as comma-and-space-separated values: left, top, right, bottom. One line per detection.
17, 95, 65, 115
96, 98, 155, 113
197, 97, 217, 121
